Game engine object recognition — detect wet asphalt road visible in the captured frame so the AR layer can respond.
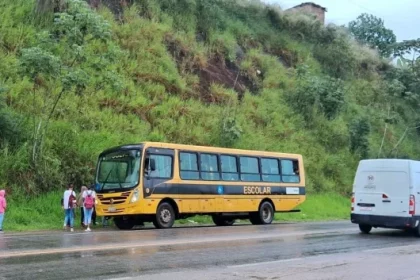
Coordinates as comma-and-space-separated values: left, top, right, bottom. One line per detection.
0, 221, 419, 280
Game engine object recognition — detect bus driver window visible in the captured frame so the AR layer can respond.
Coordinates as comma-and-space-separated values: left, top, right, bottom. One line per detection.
144, 158, 156, 178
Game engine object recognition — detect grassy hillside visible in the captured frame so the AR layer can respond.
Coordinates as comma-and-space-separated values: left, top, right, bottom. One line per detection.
0, 0, 419, 230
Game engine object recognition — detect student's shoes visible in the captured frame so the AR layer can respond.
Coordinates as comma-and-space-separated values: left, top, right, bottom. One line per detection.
85, 228, 91, 232
70, 228, 74, 232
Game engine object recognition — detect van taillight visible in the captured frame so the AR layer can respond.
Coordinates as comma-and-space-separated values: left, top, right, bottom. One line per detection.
351, 193, 355, 212
409, 195, 415, 215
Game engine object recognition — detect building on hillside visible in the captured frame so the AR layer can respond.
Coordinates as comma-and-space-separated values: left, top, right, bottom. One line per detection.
286, 2, 327, 24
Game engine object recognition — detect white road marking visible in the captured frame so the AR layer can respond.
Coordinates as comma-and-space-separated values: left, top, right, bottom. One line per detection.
362, 244, 416, 253
228, 258, 304, 268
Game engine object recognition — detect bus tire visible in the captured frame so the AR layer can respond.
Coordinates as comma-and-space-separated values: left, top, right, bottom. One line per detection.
251, 201, 274, 225
359, 224, 372, 234
212, 215, 235, 226
249, 214, 261, 225
114, 216, 135, 230
153, 202, 175, 229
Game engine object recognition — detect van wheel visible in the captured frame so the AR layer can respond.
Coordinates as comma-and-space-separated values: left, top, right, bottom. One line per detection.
359, 224, 372, 234
153, 202, 175, 229
415, 226, 420, 237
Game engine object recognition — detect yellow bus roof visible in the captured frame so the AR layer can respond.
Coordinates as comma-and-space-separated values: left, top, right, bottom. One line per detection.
141, 142, 303, 159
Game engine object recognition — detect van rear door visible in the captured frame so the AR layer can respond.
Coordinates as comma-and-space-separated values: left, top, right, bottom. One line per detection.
354, 165, 410, 217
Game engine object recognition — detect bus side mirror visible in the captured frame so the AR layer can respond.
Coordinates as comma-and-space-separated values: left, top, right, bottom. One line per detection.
150, 159, 156, 171
144, 158, 156, 180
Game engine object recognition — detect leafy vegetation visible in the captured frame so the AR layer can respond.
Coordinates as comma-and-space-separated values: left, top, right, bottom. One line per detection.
348, 13, 396, 58
1, 0, 420, 230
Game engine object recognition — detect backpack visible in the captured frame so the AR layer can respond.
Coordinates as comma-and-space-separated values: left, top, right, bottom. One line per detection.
68, 191, 76, 209
84, 191, 94, 209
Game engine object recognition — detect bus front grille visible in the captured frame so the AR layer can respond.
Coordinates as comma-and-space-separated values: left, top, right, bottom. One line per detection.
97, 192, 131, 205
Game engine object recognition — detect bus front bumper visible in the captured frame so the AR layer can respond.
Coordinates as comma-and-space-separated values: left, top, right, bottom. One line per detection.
96, 203, 138, 216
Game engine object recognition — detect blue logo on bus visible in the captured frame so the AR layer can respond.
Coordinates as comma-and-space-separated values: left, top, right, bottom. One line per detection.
217, 185, 224, 194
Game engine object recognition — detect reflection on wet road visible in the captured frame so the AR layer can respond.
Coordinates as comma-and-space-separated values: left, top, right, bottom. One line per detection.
0, 222, 419, 279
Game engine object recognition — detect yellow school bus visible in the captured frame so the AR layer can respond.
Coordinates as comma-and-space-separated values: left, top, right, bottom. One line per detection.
94, 142, 305, 229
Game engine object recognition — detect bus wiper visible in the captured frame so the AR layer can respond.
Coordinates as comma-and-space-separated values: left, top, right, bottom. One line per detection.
101, 168, 114, 191
116, 175, 123, 190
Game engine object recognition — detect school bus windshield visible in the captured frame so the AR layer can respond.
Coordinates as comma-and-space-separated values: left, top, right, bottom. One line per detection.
96, 149, 141, 192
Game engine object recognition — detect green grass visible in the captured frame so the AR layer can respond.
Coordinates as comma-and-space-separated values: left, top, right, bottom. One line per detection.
5, 192, 64, 231
274, 193, 350, 222
3, 193, 349, 232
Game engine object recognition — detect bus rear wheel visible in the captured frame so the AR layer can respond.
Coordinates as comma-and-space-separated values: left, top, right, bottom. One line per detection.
250, 201, 274, 225
114, 216, 135, 230
212, 215, 235, 226
153, 202, 175, 229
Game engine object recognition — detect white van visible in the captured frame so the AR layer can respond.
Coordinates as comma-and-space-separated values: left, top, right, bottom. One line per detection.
351, 159, 420, 236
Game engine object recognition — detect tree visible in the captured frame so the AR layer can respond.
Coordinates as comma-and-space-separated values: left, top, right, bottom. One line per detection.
393, 39, 420, 59
348, 13, 396, 57
19, 0, 112, 168
0, 85, 25, 148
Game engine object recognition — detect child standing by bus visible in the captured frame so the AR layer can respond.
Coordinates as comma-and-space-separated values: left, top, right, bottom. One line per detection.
0, 190, 7, 232
82, 188, 96, 232
62, 184, 77, 232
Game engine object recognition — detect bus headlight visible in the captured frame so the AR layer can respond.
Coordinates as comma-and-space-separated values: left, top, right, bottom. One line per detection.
131, 189, 139, 203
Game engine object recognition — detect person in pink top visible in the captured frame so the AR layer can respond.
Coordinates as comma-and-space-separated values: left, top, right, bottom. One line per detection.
0, 190, 7, 232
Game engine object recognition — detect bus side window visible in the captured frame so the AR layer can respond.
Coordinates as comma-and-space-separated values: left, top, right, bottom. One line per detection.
240, 156, 261, 182
261, 158, 281, 182
180, 152, 200, 180
145, 155, 172, 178
200, 154, 220, 181
221, 155, 239, 181
281, 160, 300, 183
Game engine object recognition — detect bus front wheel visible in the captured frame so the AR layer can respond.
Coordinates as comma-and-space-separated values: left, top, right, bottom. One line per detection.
114, 216, 135, 230
212, 215, 235, 226
250, 201, 274, 225
153, 202, 175, 229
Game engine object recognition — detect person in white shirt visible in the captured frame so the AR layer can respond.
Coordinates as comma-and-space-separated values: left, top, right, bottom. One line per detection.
62, 183, 77, 232
82, 188, 96, 232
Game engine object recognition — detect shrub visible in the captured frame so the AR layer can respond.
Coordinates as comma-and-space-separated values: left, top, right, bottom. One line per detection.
349, 117, 370, 158
288, 72, 345, 122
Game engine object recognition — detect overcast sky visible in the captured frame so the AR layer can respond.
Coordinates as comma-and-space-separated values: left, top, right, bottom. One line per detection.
263, 0, 420, 42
